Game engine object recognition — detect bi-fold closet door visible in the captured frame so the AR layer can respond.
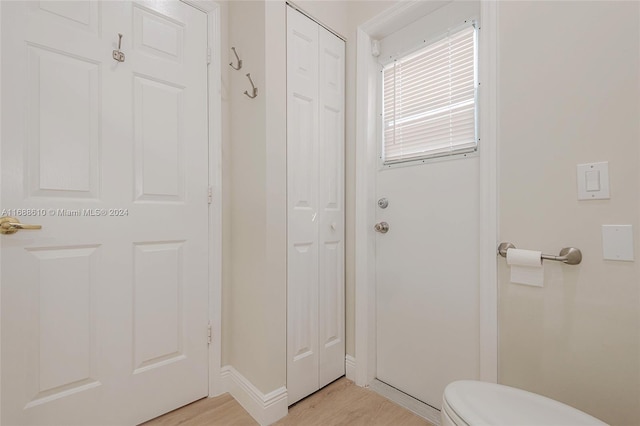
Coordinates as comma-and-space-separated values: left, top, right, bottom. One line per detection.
286, 6, 345, 405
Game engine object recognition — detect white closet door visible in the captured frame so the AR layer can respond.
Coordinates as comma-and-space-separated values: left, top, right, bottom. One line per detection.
287, 6, 345, 405
287, 6, 320, 405
317, 26, 345, 389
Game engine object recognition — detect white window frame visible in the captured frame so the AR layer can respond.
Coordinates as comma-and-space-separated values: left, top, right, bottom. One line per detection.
378, 20, 479, 169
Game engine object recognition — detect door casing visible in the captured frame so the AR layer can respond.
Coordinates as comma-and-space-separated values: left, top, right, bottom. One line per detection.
354, 0, 498, 387
0, 1, 225, 420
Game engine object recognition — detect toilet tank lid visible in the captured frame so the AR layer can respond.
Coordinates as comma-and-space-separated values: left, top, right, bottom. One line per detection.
443, 381, 608, 426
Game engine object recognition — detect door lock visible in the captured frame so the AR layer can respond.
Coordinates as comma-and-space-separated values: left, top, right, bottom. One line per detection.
377, 198, 389, 209
374, 222, 389, 234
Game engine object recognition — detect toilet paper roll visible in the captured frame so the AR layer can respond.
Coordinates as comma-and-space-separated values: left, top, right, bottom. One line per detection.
506, 248, 544, 287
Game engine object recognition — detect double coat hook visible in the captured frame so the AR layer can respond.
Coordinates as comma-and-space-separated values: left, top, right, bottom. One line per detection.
112, 33, 125, 62
244, 73, 258, 99
229, 47, 242, 70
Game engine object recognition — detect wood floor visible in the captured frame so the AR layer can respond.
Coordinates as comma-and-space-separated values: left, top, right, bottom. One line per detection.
143, 378, 433, 426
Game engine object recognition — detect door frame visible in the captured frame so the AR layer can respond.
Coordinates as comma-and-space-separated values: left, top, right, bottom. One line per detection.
179, 0, 224, 397
0, 2, 225, 419
354, 0, 498, 387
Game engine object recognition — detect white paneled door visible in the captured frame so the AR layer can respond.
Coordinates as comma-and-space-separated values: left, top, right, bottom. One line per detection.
287, 8, 320, 405
1, 2, 209, 424
287, 6, 345, 405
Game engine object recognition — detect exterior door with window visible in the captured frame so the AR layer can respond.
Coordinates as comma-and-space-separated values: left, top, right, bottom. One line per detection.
1, 2, 209, 424
375, 2, 482, 409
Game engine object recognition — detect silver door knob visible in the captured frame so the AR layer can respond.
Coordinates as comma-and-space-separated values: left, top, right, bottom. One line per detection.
374, 222, 389, 234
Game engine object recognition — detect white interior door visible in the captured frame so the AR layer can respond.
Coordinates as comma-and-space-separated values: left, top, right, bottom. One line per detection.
317, 23, 345, 390
1, 1, 209, 424
374, 1, 481, 410
287, 7, 320, 405
287, 6, 345, 405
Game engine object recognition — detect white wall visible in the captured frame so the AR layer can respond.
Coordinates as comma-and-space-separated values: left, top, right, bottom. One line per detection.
226, 0, 280, 394
498, 2, 640, 425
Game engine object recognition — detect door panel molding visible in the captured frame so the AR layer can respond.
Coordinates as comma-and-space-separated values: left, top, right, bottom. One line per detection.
354, 0, 498, 387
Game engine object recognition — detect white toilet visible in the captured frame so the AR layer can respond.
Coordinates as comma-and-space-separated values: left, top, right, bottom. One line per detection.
441, 380, 608, 426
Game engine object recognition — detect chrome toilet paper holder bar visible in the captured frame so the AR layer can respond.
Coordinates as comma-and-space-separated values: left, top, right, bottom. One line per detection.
498, 242, 582, 265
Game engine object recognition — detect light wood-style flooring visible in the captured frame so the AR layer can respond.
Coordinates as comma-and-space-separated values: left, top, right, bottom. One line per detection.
143, 378, 433, 426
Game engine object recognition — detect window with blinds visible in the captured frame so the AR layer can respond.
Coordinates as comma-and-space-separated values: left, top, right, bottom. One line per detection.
382, 24, 478, 165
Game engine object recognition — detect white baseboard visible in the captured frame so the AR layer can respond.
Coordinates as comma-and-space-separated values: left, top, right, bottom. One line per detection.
220, 365, 288, 425
370, 379, 441, 426
345, 355, 356, 381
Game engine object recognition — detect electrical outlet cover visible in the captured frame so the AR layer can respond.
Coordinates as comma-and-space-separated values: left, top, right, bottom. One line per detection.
602, 225, 634, 261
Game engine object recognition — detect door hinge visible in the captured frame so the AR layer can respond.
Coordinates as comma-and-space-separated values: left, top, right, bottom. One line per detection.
207, 47, 211, 65
207, 324, 212, 345
208, 185, 213, 204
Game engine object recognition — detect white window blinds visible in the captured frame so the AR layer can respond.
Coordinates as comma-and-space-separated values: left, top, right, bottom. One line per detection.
383, 24, 477, 164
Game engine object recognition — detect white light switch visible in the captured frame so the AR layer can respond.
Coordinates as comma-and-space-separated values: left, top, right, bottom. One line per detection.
585, 170, 600, 191
577, 162, 610, 200
602, 225, 634, 261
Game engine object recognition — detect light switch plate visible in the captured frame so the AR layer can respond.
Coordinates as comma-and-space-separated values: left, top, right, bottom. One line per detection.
602, 225, 634, 261
585, 170, 600, 191
577, 162, 610, 200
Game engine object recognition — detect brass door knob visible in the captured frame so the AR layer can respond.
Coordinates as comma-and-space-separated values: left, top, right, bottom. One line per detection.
0, 216, 42, 235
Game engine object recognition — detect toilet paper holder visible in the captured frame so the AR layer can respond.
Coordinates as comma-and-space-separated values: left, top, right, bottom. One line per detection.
498, 242, 582, 265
